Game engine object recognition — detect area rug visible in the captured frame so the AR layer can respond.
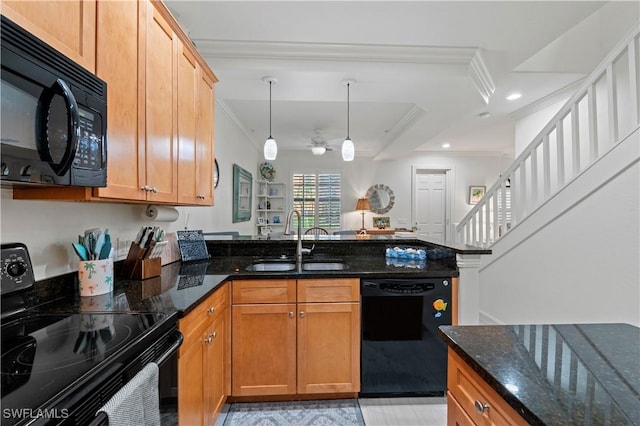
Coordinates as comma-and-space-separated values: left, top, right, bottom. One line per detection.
223, 399, 365, 426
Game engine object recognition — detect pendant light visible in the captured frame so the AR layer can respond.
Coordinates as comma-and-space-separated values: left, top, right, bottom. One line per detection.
342, 80, 355, 161
263, 77, 278, 161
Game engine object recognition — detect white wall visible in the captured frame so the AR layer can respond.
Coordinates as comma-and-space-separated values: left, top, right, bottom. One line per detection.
0, 105, 259, 280
270, 150, 512, 236
478, 127, 640, 326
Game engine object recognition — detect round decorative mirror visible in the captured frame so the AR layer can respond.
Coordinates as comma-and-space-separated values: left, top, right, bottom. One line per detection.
366, 184, 395, 214
213, 159, 220, 188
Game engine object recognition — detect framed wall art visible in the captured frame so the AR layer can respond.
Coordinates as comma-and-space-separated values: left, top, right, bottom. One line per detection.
468, 186, 486, 205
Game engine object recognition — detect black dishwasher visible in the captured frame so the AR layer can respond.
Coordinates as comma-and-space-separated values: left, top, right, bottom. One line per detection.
360, 278, 451, 397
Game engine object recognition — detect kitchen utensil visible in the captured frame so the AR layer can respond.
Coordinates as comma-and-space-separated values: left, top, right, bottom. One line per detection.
72, 243, 89, 261
93, 232, 106, 260
99, 234, 112, 260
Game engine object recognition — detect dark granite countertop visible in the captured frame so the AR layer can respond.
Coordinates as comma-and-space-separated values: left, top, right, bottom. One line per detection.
439, 324, 640, 425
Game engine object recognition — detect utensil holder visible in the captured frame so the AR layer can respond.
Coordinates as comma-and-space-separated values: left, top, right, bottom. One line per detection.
78, 258, 114, 296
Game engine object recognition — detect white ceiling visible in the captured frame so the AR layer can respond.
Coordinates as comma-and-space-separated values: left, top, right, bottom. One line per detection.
165, 1, 639, 160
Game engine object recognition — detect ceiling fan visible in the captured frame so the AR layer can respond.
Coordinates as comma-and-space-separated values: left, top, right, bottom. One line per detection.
302, 129, 339, 156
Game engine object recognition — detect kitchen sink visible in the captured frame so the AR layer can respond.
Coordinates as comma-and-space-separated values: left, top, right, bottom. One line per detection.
302, 262, 348, 271
245, 262, 296, 272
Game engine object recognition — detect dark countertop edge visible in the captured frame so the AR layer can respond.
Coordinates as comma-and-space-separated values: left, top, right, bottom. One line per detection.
205, 236, 491, 255
438, 327, 545, 425
179, 266, 459, 317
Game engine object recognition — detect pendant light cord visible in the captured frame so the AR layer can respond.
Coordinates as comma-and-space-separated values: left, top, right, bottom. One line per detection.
346, 82, 350, 138
269, 81, 273, 139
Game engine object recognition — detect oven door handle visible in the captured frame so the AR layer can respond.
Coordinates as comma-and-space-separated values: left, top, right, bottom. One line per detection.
36, 78, 80, 176
156, 329, 183, 366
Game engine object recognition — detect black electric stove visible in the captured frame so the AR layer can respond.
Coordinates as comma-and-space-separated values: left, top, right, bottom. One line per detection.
1, 243, 181, 426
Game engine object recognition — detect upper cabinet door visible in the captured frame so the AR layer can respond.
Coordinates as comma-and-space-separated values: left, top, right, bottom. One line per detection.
196, 68, 216, 205
94, 0, 146, 201
144, 1, 178, 203
177, 43, 198, 205
1, 0, 96, 72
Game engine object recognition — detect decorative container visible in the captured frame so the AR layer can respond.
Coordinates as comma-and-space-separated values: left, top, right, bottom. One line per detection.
78, 258, 114, 296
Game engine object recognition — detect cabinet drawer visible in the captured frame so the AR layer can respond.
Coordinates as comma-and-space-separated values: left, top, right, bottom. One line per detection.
180, 283, 229, 343
232, 279, 296, 304
448, 349, 527, 426
298, 278, 359, 303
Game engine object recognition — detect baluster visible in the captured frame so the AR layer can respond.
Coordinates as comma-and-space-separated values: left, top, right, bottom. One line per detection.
477, 203, 484, 245
556, 119, 565, 187
519, 163, 527, 220
571, 103, 581, 177
606, 62, 619, 145
542, 134, 551, 198
587, 84, 599, 162
530, 146, 539, 207
492, 192, 498, 242
629, 36, 639, 126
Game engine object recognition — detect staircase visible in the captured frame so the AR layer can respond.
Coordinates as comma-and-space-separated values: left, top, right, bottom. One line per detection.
456, 28, 640, 247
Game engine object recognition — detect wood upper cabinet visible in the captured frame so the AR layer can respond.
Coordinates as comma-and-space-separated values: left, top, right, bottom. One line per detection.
143, 1, 178, 203
11, 0, 217, 205
231, 278, 360, 397
1, 0, 96, 72
177, 42, 215, 205
178, 283, 230, 426
93, 0, 145, 201
195, 68, 215, 205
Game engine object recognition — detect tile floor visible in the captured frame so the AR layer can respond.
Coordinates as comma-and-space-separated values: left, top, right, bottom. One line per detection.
212, 397, 448, 426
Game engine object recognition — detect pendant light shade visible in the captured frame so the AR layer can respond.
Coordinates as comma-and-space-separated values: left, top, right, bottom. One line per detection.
263, 77, 277, 161
341, 138, 354, 161
342, 80, 356, 162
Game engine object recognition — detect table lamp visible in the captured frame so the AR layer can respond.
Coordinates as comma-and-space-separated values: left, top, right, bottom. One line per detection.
355, 197, 370, 230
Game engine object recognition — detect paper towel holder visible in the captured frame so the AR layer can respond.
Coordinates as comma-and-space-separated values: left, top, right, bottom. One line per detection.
145, 205, 179, 222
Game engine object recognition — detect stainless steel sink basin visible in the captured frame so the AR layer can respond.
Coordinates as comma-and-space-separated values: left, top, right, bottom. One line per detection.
302, 262, 348, 271
245, 262, 296, 272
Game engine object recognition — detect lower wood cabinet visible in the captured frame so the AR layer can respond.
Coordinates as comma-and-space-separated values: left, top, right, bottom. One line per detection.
447, 348, 527, 426
231, 278, 360, 397
178, 283, 230, 425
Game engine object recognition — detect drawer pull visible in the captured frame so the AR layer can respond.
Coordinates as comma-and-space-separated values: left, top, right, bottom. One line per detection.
211, 331, 217, 339
207, 307, 216, 314
474, 400, 490, 414
299, 311, 305, 318
204, 335, 212, 344
289, 312, 294, 318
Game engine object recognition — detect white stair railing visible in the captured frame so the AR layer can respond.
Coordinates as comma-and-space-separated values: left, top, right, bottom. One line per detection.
456, 28, 640, 247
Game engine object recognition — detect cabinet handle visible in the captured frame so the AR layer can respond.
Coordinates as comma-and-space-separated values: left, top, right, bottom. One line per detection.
207, 307, 215, 314
289, 312, 294, 318
141, 185, 150, 191
151, 187, 158, 193
211, 331, 217, 339
204, 335, 212, 344
474, 400, 490, 414
299, 311, 305, 318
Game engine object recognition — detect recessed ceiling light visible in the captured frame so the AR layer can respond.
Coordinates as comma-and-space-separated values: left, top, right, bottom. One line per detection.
506, 93, 522, 101
478, 112, 490, 118
442, 143, 451, 148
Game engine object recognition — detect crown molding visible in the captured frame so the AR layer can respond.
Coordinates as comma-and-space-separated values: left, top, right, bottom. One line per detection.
382, 105, 426, 143
468, 50, 495, 104
215, 99, 260, 149
508, 78, 585, 121
194, 39, 478, 64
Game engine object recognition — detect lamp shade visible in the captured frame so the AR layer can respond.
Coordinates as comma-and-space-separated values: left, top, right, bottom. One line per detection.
355, 197, 370, 211
264, 137, 277, 161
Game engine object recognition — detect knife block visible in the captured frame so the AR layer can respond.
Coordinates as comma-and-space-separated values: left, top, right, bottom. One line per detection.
131, 257, 161, 280
121, 242, 161, 280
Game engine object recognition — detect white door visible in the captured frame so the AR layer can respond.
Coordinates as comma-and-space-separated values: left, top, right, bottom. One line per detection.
414, 170, 447, 242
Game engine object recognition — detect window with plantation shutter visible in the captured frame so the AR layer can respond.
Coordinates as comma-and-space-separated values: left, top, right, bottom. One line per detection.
292, 172, 341, 231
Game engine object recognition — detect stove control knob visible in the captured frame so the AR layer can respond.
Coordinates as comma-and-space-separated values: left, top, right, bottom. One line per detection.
5, 260, 27, 278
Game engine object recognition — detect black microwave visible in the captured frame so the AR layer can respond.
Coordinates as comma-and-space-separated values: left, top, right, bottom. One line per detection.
0, 16, 107, 187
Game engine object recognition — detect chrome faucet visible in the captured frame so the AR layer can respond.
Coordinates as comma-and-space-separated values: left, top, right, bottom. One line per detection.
284, 210, 303, 265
